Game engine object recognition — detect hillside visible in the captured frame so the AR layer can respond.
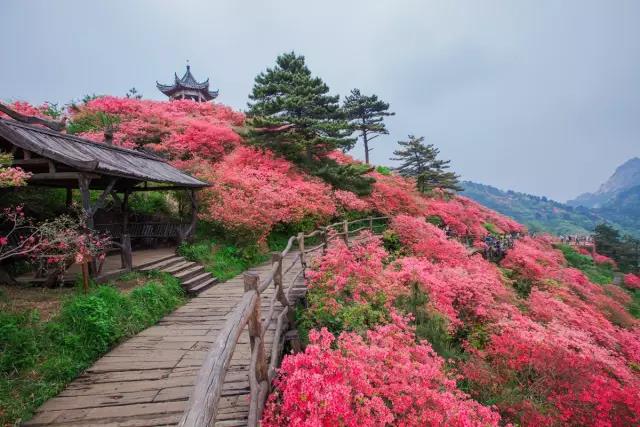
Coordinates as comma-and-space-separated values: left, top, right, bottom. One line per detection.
568, 157, 640, 208
462, 180, 640, 237
461, 181, 610, 235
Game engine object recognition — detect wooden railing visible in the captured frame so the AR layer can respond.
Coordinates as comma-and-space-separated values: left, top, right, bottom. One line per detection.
95, 222, 190, 239
179, 216, 389, 427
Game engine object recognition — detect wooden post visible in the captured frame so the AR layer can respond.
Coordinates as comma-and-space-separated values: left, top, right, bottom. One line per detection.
121, 234, 132, 270
244, 273, 268, 383
342, 220, 349, 245
81, 261, 90, 294
122, 189, 130, 236
78, 175, 97, 276
78, 175, 93, 229
297, 232, 305, 275
188, 188, 198, 241
369, 216, 374, 231
322, 227, 328, 254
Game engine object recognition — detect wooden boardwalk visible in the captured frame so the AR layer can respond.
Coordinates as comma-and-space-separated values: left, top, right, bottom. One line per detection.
25, 250, 305, 427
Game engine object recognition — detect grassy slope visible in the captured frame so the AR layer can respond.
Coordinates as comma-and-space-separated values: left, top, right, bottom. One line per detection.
0, 272, 185, 425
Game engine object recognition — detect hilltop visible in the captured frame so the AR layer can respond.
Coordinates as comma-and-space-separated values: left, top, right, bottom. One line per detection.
568, 157, 640, 208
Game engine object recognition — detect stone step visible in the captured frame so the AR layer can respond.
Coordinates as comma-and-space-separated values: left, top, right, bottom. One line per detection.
139, 256, 184, 272
162, 261, 196, 274
187, 277, 219, 296
182, 271, 213, 289
174, 264, 206, 282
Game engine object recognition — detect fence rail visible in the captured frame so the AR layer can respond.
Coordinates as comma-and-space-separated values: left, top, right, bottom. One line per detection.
179, 216, 389, 427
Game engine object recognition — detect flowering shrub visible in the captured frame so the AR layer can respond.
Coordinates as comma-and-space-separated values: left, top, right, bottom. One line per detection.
624, 273, 640, 290
263, 318, 502, 427
365, 171, 428, 216
0, 152, 31, 187
0, 206, 110, 280
71, 96, 243, 161
425, 193, 524, 241
333, 190, 370, 212
191, 147, 337, 242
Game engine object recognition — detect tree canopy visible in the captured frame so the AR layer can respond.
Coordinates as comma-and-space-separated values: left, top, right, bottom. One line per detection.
342, 89, 394, 164
392, 135, 461, 193
247, 52, 354, 165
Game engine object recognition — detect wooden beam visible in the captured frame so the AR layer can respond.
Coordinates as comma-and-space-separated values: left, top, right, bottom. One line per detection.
129, 185, 202, 192
0, 102, 66, 131
28, 172, 101, 181
11, 158, 49, 166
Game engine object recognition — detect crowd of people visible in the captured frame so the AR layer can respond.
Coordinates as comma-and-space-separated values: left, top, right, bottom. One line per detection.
482, 232, 521, 262
559, 234, 595, 246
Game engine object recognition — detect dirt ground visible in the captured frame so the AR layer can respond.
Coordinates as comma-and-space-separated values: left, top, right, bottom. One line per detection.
0, 273, 151, 322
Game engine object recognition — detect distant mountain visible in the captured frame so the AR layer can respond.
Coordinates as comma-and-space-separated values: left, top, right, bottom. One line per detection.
461, 181, 608, 235
568, 157, 640, 208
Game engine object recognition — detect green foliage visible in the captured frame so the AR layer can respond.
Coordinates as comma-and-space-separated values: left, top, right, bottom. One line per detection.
392, 135, 462, 193
629, 290, 640, 319
312, 160, 375, 195
0, 273, 184, 425
426, 215, 444, 227
247, 51, 354, 164
594, 223, 640, 273
297, 288, 389, 345
128, 191, 173, 216
556, 244, 615, 284
483, 222, 499, 236
67, 110, 120, 135
342, 88, 395, 164
394, 282, 462, 359
178, 240, 268, 282
375, 165, 392, 175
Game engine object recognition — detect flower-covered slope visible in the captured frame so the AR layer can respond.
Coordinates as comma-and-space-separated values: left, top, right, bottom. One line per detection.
264, 217, 640, 426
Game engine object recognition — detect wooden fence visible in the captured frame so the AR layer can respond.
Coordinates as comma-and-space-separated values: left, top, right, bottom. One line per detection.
179, 216, 389, 427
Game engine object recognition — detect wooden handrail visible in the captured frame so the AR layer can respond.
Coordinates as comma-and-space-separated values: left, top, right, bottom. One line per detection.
179, 216, 389, 427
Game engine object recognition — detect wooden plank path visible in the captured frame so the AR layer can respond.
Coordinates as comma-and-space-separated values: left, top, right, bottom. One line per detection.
25, 250, 306, 427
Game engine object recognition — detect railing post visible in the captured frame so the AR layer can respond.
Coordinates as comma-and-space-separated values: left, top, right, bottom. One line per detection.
272, 252, 300, 352
297, 232, 305, 275
244, 273, 268, 384
369, 216, 374, 231
342, 219, 349, 245
322, 227, 328, 254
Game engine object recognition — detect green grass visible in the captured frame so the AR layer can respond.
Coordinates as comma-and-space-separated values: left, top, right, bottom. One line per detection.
0, 272, 185, 425
178, 241, 269, 282
629, 290, 640, 319
556, 244, 615, 284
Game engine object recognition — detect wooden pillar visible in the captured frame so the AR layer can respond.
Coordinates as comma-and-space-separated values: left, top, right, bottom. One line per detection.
188, 188, 198, 240
65, 188, 73, 208
122, 189, 130, 235
77, 175, 97, 276
121, 234, 132, 270
78, 175, 93, 229
322, 227, 328, 254
369, 216, 374, 231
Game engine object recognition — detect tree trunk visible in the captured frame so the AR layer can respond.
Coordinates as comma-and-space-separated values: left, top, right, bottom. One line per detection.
363, 132, 370, 164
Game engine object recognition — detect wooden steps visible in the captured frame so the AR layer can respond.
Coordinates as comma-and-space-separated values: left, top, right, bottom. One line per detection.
140, 255, 218, 296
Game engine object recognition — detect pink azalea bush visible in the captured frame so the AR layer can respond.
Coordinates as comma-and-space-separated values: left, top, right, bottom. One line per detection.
624, 273, 640, 290
262, 317, 502, 427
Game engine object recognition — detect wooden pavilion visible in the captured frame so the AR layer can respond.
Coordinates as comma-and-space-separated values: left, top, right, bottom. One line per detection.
0, 116, 209, 276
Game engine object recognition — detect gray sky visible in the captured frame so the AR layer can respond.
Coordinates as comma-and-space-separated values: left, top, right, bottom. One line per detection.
1, 0, 638, 201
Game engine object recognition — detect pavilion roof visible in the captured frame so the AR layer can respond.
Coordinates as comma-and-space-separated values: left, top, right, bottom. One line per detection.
0, 118, 208, 189
156, 65, 219, 100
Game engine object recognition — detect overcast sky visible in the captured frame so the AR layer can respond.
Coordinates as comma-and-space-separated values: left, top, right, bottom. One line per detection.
1, 0, 638, 201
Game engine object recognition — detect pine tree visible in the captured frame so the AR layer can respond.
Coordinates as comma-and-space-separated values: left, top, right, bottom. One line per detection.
343, 89, 394, 164
247, 52, 354, 166
392, 135, 462, 193
246, 52, 374, 195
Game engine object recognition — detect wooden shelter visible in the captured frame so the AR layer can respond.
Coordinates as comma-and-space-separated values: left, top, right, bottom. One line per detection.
0, 117, 209, 274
